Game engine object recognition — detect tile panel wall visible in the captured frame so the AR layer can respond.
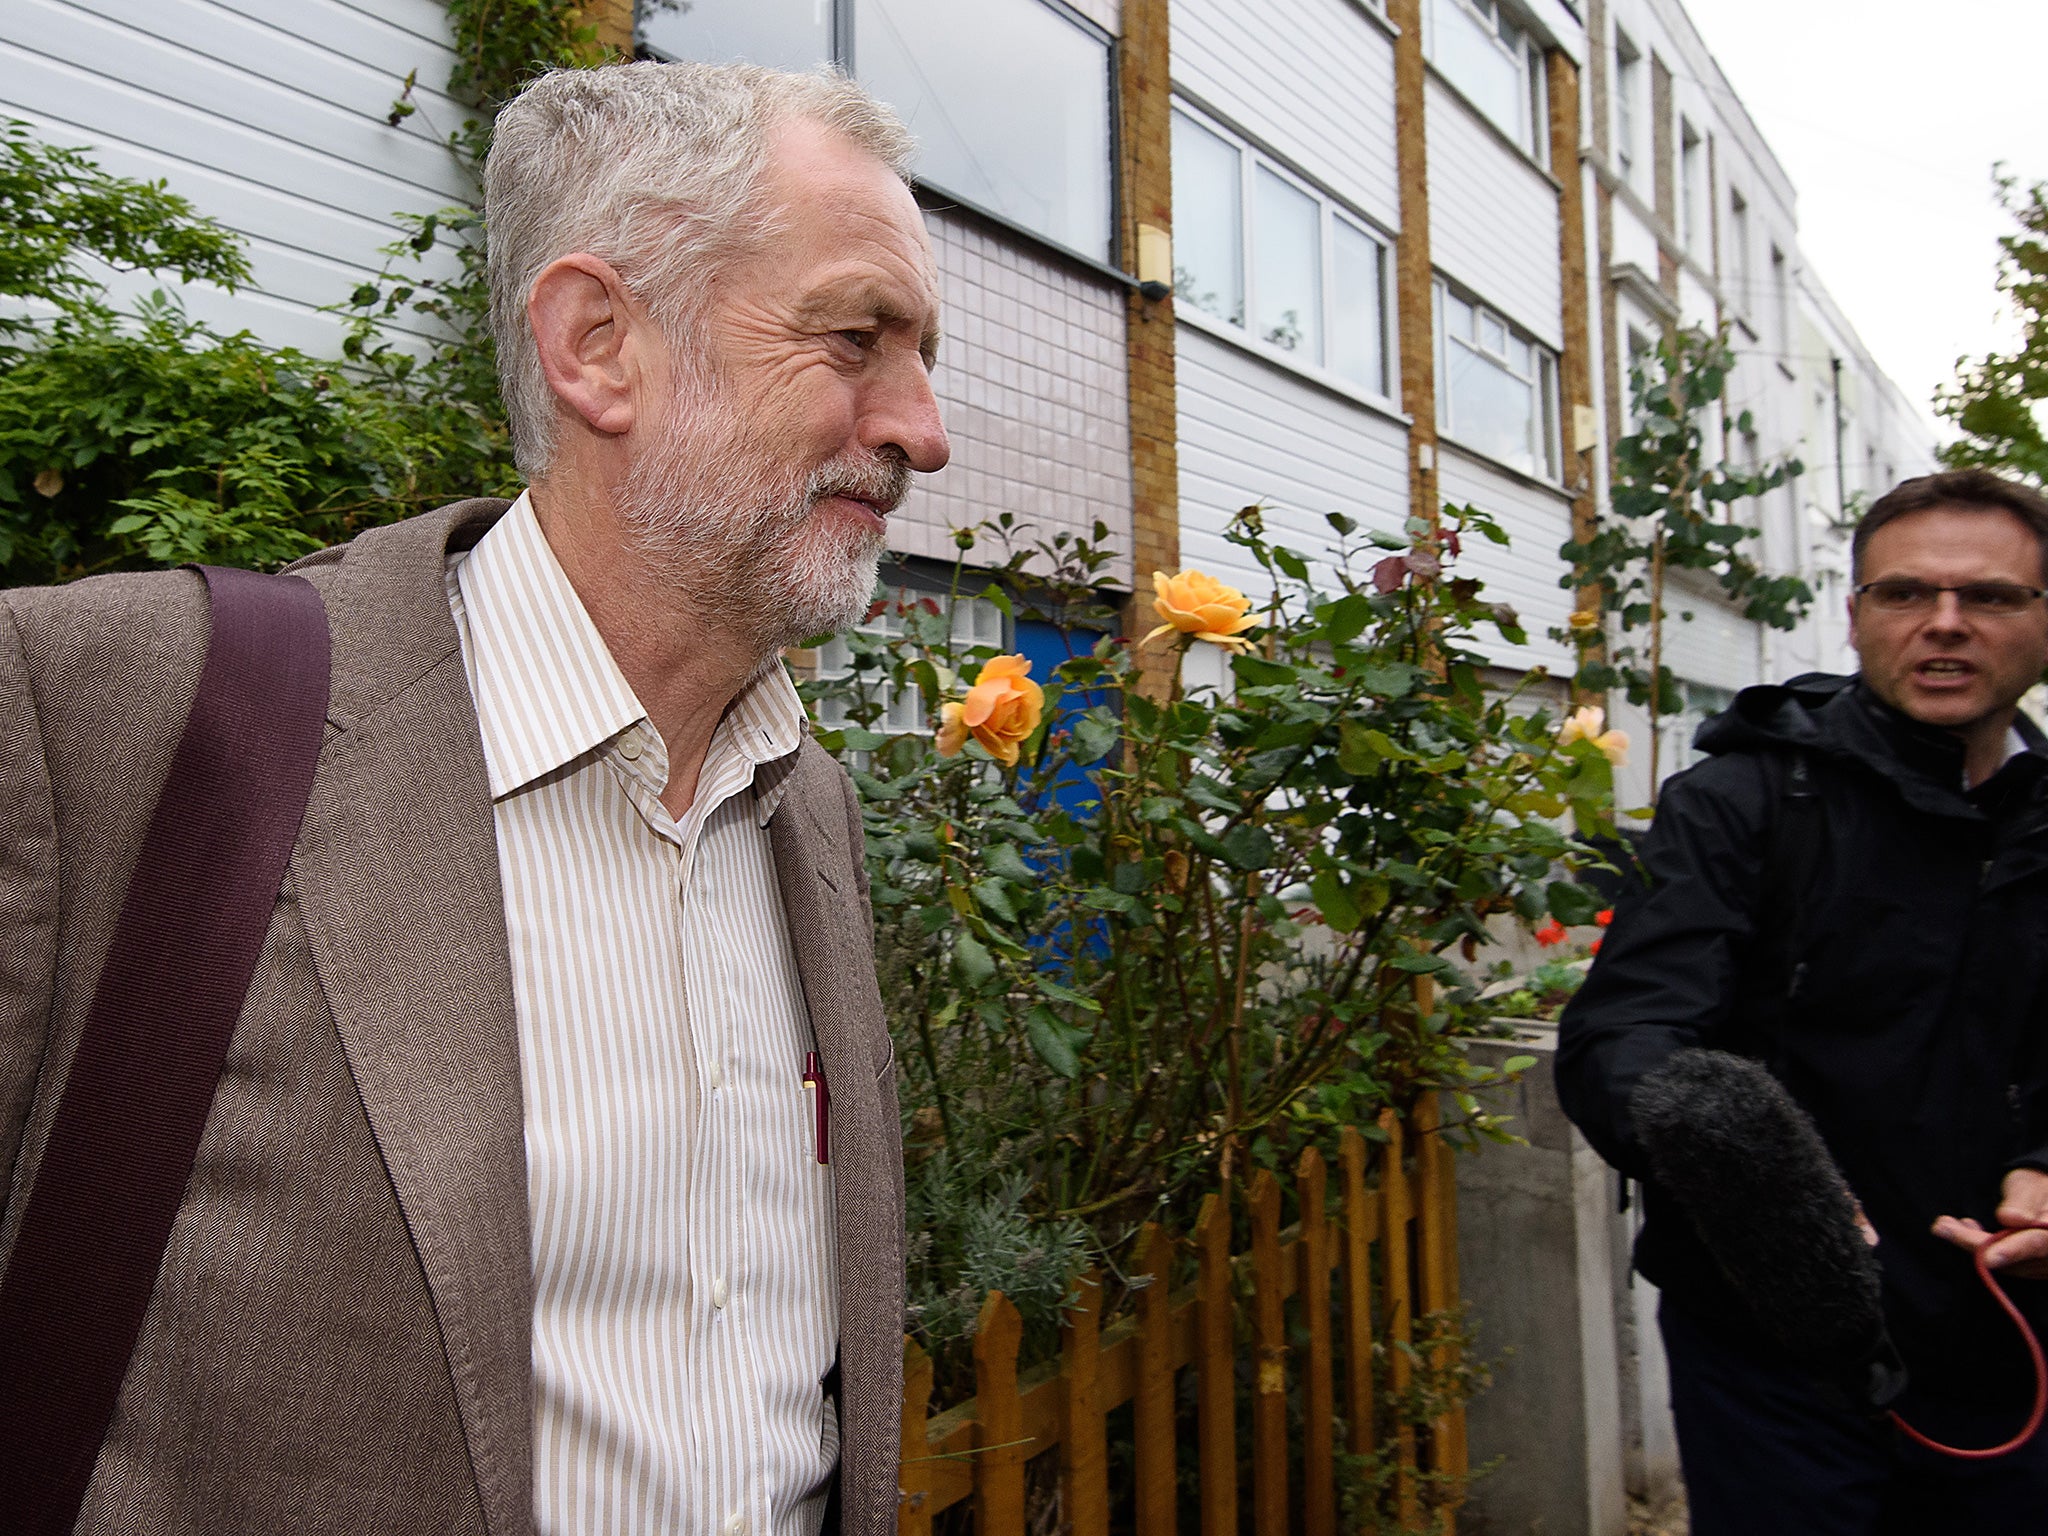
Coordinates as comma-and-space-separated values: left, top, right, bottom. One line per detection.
892, 207, 1135, 586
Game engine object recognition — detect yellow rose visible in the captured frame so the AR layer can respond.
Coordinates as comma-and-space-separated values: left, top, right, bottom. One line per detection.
936, 654, 1044, 767
1558, 704, 1630, 767
1568, 608, 1602, 633
1143, 569, 1259, 651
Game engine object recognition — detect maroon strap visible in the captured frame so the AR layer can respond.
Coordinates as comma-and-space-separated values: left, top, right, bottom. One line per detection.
0, 565, 330, 1536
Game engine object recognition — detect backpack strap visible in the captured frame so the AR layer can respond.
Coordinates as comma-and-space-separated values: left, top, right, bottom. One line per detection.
0, 565, 330, 1536
1766, 749, 1826, 1005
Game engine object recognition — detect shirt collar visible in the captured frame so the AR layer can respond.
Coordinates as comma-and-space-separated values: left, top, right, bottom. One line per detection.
454, 491, 809, 814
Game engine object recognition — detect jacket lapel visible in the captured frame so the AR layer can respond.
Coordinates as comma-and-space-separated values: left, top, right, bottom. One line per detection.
769, 742, 904, 1533
290, 502, 534, 1536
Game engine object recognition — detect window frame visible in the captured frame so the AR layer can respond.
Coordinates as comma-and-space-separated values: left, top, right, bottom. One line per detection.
1169, 98, 1398, 407
1427, 0, 1551, 166
1433, 276, 1562, 483
636, 0, 1117, 264
1613, 28, 1641, 185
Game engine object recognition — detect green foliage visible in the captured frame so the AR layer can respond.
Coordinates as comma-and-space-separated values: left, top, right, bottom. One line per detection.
1338, 1307, 1499, 1533
1558, 324, 1808, 713
0, 120, 250, 335
0, 0, 611, 585
806, 508, 1620, 1365
1938, 170, 2048, 485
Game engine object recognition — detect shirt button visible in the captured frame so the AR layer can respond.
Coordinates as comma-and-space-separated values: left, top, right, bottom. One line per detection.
707, 1060, 725, 1091
724, 1514, 745, 1536
618, 732, 643, 761
711, 1276, 730, 1310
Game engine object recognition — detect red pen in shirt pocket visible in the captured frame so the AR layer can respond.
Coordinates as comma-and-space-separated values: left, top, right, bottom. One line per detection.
802, 1051, 830, 1165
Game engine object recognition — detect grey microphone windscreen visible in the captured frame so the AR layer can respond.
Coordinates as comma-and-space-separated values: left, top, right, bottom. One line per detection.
1630, 1048, 1890, 1374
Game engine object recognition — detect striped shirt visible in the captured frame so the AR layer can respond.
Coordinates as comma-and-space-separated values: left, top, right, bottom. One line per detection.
447, 493, 839, 1536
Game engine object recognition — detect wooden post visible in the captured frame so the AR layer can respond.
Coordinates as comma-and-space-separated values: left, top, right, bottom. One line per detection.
1249, 1169, 1288, 1536
1378, 1111, 1419, 1529
1134, 1222, 1179, 1536
1298, 1149, 1335, 1536
973, 1291, 1027, 1536
1062, 1269, 1110, 1534
1339, 1127, 1376, 1464
900, 1335, 935, 1536
1414, 1092, 1468, 1490
1195, 1192, 1237, 1536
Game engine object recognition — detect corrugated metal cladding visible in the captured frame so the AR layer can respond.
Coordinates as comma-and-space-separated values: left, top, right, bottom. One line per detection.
1174, 325, 1410, 604
1435, 444, 1574, 677
892, 209, 1135, 587
1171, 0, 1400, 230
0, 0, 468, 356
1424, 77, 1563, 351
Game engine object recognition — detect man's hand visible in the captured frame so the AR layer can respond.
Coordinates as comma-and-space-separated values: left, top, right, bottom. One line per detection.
1932, 1168, 2048, 1279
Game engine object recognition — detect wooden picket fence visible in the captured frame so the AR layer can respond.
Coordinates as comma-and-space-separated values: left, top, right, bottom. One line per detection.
897, 1094, 1465, 1534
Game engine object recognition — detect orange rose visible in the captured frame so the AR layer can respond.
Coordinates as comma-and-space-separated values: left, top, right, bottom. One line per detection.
936, 654, 1043, 767
1143, 569, 1258, 651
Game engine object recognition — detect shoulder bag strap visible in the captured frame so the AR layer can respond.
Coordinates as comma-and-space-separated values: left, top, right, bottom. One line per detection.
0, 564, 331, 1536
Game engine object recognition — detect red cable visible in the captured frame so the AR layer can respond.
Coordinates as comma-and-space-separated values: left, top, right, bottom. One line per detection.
1889, 1222, 2048, 1460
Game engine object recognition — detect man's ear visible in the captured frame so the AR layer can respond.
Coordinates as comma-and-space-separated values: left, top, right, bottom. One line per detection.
527, 253, 647, 438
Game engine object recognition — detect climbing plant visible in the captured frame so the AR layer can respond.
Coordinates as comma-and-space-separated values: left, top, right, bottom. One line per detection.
1557, 324, 1807, 785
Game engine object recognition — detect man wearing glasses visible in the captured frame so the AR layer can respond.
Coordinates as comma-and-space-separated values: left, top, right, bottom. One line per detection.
1558, 468, 2048, 1532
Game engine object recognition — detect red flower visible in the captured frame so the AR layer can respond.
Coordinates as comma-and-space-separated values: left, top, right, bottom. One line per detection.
1589, 935, 1604, 955
1595, 908, 1614, 928
1534, 918, 1567, 946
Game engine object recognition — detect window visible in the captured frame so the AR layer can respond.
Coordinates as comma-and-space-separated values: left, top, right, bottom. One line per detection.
814, 587, 1007, 738
1727, 190, 1752, 319
1428, 0, 1549, 162
1770, 244, 1791, 359
1171, 103, 1392, 398
1679, 118, 1702, 252
640, 0, 1113, 259
1624, 326, 1654, 432
1613, 29, 1640, 184
1436, 279, 1560, 478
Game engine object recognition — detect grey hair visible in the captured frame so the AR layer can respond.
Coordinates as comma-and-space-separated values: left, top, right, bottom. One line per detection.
484, 61, 918, 478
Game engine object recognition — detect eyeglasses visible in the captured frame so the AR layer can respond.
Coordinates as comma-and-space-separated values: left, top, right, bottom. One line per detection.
1853, 579, 2048, 617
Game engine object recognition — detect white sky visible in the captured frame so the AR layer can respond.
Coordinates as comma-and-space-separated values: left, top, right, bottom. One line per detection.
1679, 0, 2048, 439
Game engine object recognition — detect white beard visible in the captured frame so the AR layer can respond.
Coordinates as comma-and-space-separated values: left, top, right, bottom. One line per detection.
619, 367, 909, 657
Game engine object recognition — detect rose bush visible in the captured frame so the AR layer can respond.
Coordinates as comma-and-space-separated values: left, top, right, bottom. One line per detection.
804, 505, 1621, 1371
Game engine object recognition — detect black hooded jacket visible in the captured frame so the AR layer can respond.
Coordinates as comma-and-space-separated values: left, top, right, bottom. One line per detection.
1556, 673, 2048, 1399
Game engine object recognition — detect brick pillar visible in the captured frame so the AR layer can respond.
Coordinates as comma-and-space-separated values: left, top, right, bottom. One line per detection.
1548, 50, 1604, 706
1117, 0, 1181, 696
1387, 0, 1439, 533
580, 0, 634, 55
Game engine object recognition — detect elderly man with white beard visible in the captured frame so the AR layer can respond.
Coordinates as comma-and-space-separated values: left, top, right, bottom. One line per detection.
0, 62, 944, 1536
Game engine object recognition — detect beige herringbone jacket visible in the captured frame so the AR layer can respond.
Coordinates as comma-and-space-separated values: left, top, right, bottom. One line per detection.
0, 500, 906, 1535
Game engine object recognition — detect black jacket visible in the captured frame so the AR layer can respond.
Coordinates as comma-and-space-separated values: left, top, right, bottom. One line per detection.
1556, 673, 2048, 1399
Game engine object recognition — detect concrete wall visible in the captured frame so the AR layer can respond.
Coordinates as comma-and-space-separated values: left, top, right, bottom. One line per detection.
1458, 1026, 1678, 1536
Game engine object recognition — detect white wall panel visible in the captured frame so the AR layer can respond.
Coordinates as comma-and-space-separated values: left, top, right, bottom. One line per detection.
0, 0, 466, 357
1175, 324, 1410, 602
1173, 0, 1399, 227
1662, 577, 1764, 693
1436, 445, 1575, 676
1425, 78, 1562, 348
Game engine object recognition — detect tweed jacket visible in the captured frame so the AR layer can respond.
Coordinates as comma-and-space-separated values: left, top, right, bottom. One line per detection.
0, 499, 907, 1535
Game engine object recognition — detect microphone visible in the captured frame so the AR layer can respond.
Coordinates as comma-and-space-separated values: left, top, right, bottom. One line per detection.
1630, 1048, 1909, 1412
